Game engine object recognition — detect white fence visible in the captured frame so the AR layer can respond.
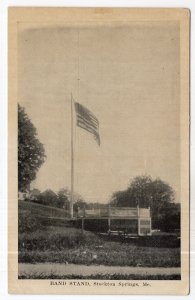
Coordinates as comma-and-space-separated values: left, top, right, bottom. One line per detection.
78, 206, 150, 219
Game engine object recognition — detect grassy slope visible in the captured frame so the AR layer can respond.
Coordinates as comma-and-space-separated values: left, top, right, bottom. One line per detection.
18, 201, 180, 268
18, 200, 70, 232
18, 200, 68, 218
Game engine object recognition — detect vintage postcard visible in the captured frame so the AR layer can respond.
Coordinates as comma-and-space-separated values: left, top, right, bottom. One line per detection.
8, 8, 189, 294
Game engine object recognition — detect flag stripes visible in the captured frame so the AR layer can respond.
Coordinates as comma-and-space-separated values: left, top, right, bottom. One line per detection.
74, 102, 100, 145
77, 114, 99, 130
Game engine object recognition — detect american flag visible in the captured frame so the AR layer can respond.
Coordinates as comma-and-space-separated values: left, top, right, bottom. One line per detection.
74, 102, 100, 146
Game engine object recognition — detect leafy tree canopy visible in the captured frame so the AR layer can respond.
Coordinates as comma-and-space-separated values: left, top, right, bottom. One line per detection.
18, 104, 46, 192
38, 189, 58, 207
57, 188, 70, 209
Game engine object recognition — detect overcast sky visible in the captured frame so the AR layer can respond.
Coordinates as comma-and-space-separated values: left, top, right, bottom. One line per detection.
18, 21, 180, 203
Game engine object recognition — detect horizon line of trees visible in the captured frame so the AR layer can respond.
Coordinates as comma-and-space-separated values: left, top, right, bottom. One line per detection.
23, 188, 86, 211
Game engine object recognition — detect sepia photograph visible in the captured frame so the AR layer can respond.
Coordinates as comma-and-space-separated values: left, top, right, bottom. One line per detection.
8, 7, 189, 295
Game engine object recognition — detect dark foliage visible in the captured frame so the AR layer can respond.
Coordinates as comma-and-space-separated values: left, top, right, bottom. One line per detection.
18, 104, 46, 192
57, 188, 69, 209
37, 189, 58, 207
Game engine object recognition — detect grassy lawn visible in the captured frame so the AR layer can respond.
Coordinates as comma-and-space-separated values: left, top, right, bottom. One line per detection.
18, 201, 180, 268
19, 200, 68, 219
19, 226, 180, 267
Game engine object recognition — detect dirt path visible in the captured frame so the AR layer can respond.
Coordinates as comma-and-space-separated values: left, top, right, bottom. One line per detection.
19, 263, 180, 277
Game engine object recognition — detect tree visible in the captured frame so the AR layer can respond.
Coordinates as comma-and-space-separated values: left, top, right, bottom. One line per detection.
39, 189, 58, 207
56, 187, 85, 211
29, 188, 41, 202
148, 178, 175, 228
129, 175, 152, 207
110, 190, 136, 207
18, 104, 46, 192
110, 176, 152, 208
157, 202, 180, 232
110, 175, 177, 230
57, 188, 69, 209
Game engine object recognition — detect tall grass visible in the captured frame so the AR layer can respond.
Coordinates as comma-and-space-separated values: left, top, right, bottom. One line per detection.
19, 234, 180, 267
19, 226, 102, 251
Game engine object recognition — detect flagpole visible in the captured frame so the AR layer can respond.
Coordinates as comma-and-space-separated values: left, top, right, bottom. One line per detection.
70, 93, 74, 219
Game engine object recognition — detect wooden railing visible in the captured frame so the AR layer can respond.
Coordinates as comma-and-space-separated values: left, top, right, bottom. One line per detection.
77, 206, 150, 218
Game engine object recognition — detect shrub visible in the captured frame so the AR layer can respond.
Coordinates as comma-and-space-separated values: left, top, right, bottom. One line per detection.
18, 211, 41, 233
